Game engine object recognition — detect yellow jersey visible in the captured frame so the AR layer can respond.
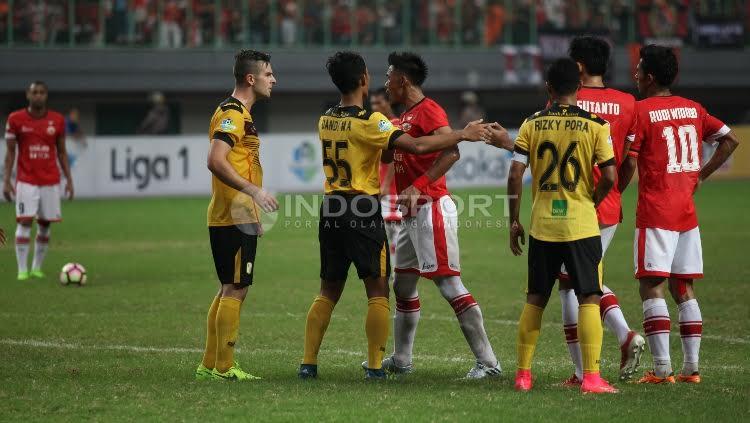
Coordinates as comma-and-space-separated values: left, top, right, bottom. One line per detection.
207, 97, 263, 226
514, 103, 615, 242
318, 105, 403, 195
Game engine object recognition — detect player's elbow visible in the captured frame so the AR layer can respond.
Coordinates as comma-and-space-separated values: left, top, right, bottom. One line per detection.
207, 154, 221, 174
600, 167, 616, 189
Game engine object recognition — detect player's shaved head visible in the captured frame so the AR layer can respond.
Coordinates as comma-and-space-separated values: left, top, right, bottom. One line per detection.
326, 51, 367, 95
28, 80, 48, 91
639, 45, 678, 87
234, 49, 271, 85
546, 58, 580, 97
568, 36, 610, 76
26, 80, 48, 109
388, 52, 428, 87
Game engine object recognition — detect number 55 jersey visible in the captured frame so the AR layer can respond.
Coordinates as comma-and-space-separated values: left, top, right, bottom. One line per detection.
513, 103, 615, 242
630, 96, 730, 232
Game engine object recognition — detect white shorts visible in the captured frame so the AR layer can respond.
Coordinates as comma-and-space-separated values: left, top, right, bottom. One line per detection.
560, 223, 617, 277
394, 195, 460, 278
634, 227, 703, 279
15, 181, 62, 223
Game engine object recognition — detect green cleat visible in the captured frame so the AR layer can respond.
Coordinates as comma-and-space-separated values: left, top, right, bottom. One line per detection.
17, 271, 30, 281
212, 363, 261, 381
30, 270, 45, 279
195, 364, 214, 381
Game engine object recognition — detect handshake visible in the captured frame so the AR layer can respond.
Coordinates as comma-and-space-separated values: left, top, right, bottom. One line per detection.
460, 119, 515, 150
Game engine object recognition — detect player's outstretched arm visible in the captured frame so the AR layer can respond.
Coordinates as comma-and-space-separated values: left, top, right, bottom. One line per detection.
507, 160, 526, 256
3, 139, 16, 202
486, 122, 514, 151
618, 156, 637, 193
700, 131, 740, 182
56, 133, 74, 200
393, 119, 489, 154
207, 139, 278, 213
593, 162, 616, 208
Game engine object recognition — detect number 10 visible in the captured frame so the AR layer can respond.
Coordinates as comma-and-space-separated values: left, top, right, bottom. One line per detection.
663, 124, 699, 173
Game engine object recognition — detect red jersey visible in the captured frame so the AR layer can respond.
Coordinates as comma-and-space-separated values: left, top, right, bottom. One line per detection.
576, 86, 637, 225
5, 109, 65, 186
630, 96, 729, 231
380, 116, 402, 222
393, 98, 451, 203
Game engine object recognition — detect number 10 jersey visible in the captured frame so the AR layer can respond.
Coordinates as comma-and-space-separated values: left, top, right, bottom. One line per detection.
630, 96, 730, 232
513, 103, 615, 242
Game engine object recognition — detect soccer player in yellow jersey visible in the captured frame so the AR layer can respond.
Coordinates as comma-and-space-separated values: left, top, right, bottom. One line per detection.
506, 58, 618, 394
195, 50, 279, 381
299, 51, 491, 380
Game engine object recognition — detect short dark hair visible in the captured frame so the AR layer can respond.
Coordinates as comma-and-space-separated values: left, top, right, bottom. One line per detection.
388, 51, 428, 86
371, 87, 388, 99
568, 36, 610, 76
234, 49, 271, 85
546, 58, 580, 96
326, 51, 367, 95
29, 80, 48, 89
639, 44, 678, 87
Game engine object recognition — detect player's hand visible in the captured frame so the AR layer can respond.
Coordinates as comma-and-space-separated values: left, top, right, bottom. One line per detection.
251, 189, 279, 213
509, 220, 526, 256
460, 119, 490, 142
0, 228, 6, 246
64, 181, 74, 200
3, 182, 14, 202
396, 185, 422, 215
486, 122, 514, 151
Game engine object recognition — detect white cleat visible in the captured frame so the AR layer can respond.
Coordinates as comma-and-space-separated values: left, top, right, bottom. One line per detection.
361, 355, 413, 375
620, 330, 646, 380
465, 361, 502, 379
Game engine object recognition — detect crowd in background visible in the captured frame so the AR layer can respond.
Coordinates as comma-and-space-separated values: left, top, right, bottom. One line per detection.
0, 0, 746, 48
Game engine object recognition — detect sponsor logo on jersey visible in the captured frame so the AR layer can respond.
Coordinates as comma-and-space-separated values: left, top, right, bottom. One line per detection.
246, 262, 253, 274
21, 126, 34, 133
47, 126, 56, 136
552, 199, 568, 217
220, 118, 236, 132
400, 122, 412, 132
378, 119, 393, 133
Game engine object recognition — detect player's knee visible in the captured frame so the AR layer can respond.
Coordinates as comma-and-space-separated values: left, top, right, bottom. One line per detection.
526, 293, 549, 309
393, 273, 419, 298
638, 278, 666, 301
319, 280, 345, 304
221, 284, 249, 301
433, 275, 468, 301
668, 278, 694, 303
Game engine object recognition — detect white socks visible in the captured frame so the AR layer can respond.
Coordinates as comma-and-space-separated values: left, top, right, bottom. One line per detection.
600, 285, 632, 345
559, 289, 583, 379
32, 224, 51, 272
15, 224, 32, 273
678, 299, 702, 375
643, 298, 673, 377
392, 273, 420, 366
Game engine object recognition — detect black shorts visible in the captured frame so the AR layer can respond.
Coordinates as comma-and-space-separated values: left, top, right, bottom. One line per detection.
527, 235, 602, 297
319, 193, 390, 281
209, 225, 258, 288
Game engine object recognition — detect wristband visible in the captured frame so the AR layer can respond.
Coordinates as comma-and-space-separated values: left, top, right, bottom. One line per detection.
412, 175, 430, 192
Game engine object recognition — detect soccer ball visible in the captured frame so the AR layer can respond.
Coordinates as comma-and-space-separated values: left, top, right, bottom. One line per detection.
60, 263, 87, 286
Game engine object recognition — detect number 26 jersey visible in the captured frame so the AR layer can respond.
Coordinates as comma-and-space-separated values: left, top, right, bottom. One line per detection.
630, 96, 730, 231
514, 103, 615, 242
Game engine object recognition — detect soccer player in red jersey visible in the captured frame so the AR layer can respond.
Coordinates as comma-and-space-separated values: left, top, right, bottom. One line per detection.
380, 52, 502, 378
627, 45, 739, 384
553, 36, 646, 385
3, 81, 73, 281
370, 87, 402, 263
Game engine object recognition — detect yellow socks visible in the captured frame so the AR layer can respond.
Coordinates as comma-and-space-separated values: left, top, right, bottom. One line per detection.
302, 295, 336, 365
215, 297, 242, 373
516, 303, 544, 370
201, 296, 221, 368
365, 297, 390, 370
579, 303, 603, 373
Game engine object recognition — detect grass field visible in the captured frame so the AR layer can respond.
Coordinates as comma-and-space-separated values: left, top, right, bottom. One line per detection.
1, 180, 748, 422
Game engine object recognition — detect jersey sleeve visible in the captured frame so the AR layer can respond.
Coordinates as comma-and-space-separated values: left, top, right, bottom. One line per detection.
421, 102, 450, 135
512, 119, 531, 165
701, 108, 730, 144
211, 109, 245, 147
365, 112, 404, 150
594, 123, 616, 166
628, 108, 645, 158
4, 115, 17, 141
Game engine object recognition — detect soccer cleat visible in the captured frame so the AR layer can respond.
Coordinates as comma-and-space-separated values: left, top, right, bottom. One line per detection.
361, 355, 413, 375
581, 373, 619, 394
298, 364, 318, 380
364, 368, 387, 380
514, 369, 532, 392
212, 363, 261, 381
465, 361, 502, 379
560, 374, 582, 387
195, 364, 214, 381
17, 271, 30, 281
637, 370, 676, 384
677, 372, 701, 384
30, 270, 45, 279
619, 331, 646, 380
